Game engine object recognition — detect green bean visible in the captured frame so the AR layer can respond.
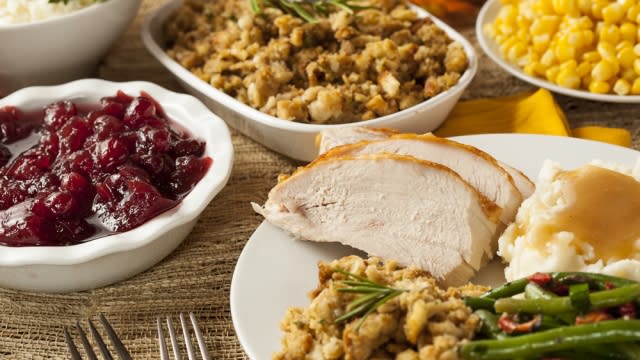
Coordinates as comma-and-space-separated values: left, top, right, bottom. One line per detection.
459, 320, 640, 360
480, 278, 528, 299
524, 283, 556, 300
474, 310, 504, 339
465, 297, 496, 311
495, 284, 640, 315
614, 342, 640, 359
569, 283, 591, 313
553, 272, 638, 289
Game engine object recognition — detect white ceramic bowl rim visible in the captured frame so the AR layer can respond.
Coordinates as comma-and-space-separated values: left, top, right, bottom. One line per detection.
0, 0, 126, 30
476, 0, 640, 104
0, 79, 234, 267
142, 0, 478, 133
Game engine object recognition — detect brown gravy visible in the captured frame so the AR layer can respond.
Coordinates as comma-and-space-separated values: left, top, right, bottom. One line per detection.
549, 165, 640, 261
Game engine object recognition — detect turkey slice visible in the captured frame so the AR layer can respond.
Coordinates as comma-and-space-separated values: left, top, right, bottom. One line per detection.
317, 127, 535, 200
252, 153, 501, 285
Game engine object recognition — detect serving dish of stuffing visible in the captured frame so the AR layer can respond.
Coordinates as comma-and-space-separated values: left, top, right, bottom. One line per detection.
141, 0, 477, 161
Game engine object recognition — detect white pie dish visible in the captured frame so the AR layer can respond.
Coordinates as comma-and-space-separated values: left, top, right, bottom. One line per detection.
141, 0, 478, 161
0, 79, 234, 293
476, 0, 640, 103
0, 0, 142, 96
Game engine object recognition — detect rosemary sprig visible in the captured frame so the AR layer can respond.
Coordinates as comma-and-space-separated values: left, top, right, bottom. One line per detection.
333, 268, 405, 332
250, 0, 374, 23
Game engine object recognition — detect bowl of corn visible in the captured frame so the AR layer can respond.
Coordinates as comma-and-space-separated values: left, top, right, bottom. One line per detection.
477, 0, 640, 103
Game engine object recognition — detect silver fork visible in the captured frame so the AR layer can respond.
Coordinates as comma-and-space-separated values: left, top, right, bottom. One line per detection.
157, 313, 210, 360
64, 314, 132, 360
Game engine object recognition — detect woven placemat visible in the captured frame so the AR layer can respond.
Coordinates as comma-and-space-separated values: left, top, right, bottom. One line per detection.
1, 0, 639, 359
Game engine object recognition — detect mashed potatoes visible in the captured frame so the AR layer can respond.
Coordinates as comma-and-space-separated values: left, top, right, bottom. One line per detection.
0, 0, 98, 25
498, 159, 640, 282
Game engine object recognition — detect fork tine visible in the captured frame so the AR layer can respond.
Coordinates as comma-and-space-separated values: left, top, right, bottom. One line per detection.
76, 322, 98, 360
166, 317, 182, 360
88, 319, 113, 360
99, 314, 133, 360
157, 318, 170, 360
180, 313, 197, 360
64, 327, 83, 360
189, 313, 210, 360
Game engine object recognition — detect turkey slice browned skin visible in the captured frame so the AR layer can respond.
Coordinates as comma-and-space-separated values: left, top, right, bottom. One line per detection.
316, 127, 535, 200
252, 153, 502, 285
320, 133, 522, 226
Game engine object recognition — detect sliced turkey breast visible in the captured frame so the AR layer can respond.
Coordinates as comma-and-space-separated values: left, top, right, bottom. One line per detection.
321, 133, 522, 226
316, 127, 400, 154
252, 153, 502, 285
317, 127, 535, 200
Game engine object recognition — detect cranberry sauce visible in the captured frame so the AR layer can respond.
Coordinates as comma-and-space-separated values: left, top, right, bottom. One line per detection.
0, 91, 212, 246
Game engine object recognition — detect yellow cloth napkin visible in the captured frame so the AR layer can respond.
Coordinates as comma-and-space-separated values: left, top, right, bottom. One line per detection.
434, 88, 632, 148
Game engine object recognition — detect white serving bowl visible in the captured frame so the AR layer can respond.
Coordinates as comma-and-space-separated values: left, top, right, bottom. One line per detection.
141, 0, 478, 161
477, 0, 640, 103
0, 0, 142, 96
0, 79, 234, 293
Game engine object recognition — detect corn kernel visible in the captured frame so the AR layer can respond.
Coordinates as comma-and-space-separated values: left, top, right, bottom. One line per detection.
589, 80, 611, 93
620, 23, 637, 43
577, 0, 591, 14
583, 74, 593, 88
552, 0, 578, 15
541, 49, 556, 66
622, 68, 637, 82
599, 24, 621, 44
576, 61, 592, 77
597, 42, 616, 59
533, 34, 551, 53
616, 40, 634, 51
582, 51, 601, 63
602, 3, 624, 23
619, 0, 634, 11
556, 68, 581, 88
632, 78, 640, 94
634, 44, 640, 57
582, 30, 595, 46
546, 65, 562, 83
634, 58, 640, 75
508, 42, 528, 62
627, 5, 640, 22
534, 0, 555, 15
524, 61, 546, 76
531, 16, 561, 35
618, 47, 636, 69
613, 79, 631, 95
591, 1, 606, 20
554, 40, 576, 62
591, 59, 616, 81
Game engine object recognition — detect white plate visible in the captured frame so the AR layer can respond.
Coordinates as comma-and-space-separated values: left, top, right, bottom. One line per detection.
230, 133, 640, 359
476, 0, 640, 103
141, 0, 477, 161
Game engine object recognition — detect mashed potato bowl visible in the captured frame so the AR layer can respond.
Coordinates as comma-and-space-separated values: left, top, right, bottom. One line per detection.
141, 0, 477, 161
0, 0, 142, 95
0, 79, 234, 293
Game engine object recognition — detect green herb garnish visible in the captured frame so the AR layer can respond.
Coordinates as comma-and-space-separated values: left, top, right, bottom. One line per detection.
249, 0, 373, 23
333, 268, 405, 331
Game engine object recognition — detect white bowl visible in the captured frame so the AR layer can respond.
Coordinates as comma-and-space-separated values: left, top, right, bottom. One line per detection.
477, 0, 640, 103
141, 0, 478, 161
0, 79, 234, 293
0, 0, 142, 96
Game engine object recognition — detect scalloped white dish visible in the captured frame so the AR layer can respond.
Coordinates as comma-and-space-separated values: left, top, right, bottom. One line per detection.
0, 79, 234, 293
477, 0, 640, 103
231, 134, 640, 359
141, 0, 478, 161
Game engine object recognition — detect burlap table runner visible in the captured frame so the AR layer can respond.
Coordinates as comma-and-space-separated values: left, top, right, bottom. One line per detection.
1, 0, 639, 358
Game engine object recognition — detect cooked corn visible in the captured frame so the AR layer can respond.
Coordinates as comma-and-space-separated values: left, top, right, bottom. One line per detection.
489, 0, 640, 95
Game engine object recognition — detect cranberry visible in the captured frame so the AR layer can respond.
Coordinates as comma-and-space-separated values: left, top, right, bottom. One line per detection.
172, 139, 205, 157
136, 126, 170, 154
55, 218, 95, 244
31, 191, 80, 219
0, 106, 35, 144
92, 115, 124, 141
0, 204, 57, 246
4, 154, 46, 181
101, 100, 126, 120
58, 116, 93, 154
94, 175, 177, 232
95, 138, 129, 172
123, 97, 157, 129
0, 178, 28, 210
44, 101, 77, 131
39, 132, 60, 161
170, 155, 212, 194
